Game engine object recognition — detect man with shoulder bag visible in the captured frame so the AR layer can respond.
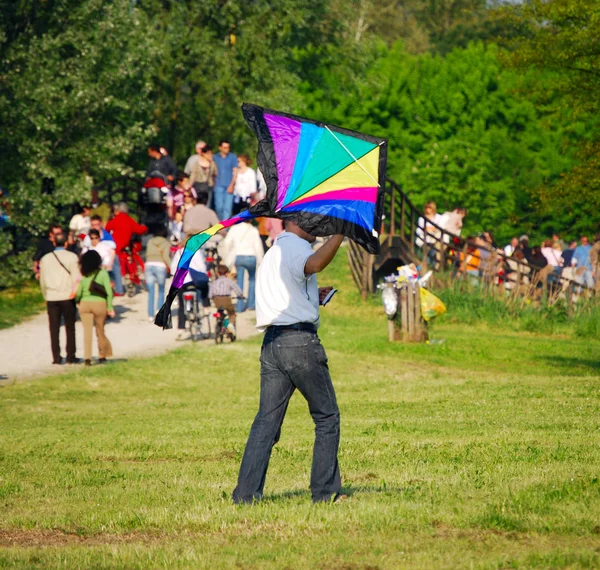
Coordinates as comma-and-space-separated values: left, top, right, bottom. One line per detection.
39, 232, 81, 364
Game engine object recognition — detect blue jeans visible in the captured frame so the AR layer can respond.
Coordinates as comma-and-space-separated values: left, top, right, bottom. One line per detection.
109, 254, 124, 295
214, 185, 234, 221
233, 328, 341, 503
235, 255, 256, 312
145, 264, 167, 317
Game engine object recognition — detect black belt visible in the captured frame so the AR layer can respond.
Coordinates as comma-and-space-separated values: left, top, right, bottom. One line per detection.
268, 323, 317, 334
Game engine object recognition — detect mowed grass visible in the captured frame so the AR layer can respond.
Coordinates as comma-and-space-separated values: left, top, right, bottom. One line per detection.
1, 253, 600, 569
0, 281, 45, 329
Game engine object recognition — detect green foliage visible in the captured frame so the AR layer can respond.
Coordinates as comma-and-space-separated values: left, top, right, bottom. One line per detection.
0, 0, 156, 231
300, 42, 578, 242
0, 280, 45, 327
496, 0, 600, 231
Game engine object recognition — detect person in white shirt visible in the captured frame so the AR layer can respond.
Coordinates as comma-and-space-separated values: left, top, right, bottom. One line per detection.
232, 221, 344, 505
183, 140, 206, 175
504, 237, 519, 258
87, 229, 115, 271
220, 220, 264, 312
232, 155, 257, 215
69, 205, 91, 237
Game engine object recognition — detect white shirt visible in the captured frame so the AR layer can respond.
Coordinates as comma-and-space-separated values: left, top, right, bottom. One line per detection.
256, 232, 319, 331
220, 223, 264, 268
91, 241, 115, 270
504, 244, 515, 257
69, 214, 91, 235
234, 168, 257, 201
171, 248, 207, 286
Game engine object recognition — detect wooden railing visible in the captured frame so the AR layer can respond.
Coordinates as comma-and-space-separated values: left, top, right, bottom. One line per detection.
348, 177, 594, 300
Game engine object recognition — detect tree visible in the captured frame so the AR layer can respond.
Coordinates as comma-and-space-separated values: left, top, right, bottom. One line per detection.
496, 0, 600, 233
299, 42, 579, 241
0, 0, 156, 233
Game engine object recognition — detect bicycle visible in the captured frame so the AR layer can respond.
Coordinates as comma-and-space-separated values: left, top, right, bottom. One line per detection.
120, 239, 145, 297
181, 283, 211, 341
204, 246, 222, 282
213, 307, 236, 343
213, 296, 244, 344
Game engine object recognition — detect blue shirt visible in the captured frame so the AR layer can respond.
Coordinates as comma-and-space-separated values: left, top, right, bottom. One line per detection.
573, 244, 592, 270
214, 153, 237, 188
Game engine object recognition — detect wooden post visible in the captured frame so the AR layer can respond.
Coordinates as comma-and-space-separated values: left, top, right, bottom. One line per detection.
399, 285, 408, 342
391, 283, 428, 343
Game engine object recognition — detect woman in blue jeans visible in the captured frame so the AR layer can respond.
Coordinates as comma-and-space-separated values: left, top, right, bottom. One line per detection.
144, 228, 171, 321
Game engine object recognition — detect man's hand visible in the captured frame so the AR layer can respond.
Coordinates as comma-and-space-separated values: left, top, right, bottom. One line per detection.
227, 184, 234, 194
318, 287, 334, 305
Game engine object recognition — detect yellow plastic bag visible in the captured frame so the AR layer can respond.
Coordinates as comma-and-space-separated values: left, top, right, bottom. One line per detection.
420, 288, 447, 321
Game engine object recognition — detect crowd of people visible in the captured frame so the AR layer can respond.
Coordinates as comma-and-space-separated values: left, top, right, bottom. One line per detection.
416, 200, 599, 292
33, 138, 286, 362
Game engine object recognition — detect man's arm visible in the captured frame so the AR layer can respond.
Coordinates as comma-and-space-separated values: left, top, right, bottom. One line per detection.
304, 235, 344, 275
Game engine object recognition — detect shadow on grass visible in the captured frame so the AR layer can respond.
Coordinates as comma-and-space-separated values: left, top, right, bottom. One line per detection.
263, 484, 403, 503
541, 356, 600, 373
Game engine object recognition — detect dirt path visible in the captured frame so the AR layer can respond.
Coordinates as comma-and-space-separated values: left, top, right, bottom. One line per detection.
0, 282, 258, 381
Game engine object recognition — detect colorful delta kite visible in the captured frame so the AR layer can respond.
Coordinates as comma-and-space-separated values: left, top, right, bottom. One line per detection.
154, 103, 388, 329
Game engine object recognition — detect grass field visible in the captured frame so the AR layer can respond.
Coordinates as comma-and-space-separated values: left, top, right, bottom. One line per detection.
1, 254, 600, 569
0, 281, 45, 329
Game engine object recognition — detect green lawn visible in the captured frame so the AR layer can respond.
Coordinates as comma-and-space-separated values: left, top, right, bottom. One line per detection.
1, 254, 599, 569
0, 281, 45, 329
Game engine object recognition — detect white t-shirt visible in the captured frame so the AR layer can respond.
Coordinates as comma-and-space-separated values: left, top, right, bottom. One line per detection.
220, 223, 264, 268
171, 248, 207, 286
92, 241, 115, 270
256, 232, 319, 331
234, 168, 257, 201
69, 214, 91, 235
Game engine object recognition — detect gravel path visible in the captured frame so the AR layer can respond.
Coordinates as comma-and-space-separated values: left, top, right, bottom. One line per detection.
0, 282, 259, 381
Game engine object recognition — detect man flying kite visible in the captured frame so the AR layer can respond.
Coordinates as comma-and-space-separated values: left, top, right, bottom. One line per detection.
156, 104, 387, 502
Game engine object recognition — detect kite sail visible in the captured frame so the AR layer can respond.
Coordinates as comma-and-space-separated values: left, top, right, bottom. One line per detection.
155, 103, 387, 329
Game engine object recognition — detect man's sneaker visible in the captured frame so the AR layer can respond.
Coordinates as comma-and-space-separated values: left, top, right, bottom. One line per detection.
98, 358, 107, 364
66, 358, 81, 365
84, 359, 92, 367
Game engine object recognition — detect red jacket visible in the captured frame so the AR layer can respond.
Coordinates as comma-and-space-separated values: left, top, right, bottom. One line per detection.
105, 213, 147, 252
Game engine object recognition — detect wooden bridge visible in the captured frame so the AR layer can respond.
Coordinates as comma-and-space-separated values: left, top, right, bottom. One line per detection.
348, 178, 592, 301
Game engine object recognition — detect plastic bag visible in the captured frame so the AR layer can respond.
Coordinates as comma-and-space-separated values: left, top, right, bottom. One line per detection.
420, 288, 447, 321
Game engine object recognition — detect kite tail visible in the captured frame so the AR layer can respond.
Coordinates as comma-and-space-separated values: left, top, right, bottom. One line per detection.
153, 207, 261, 330
154, 286, 178, 329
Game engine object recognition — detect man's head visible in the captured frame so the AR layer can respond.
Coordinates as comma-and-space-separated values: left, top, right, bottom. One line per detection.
569, 240, 578, 249
55, 233, 68, 248
284, 219, 316, 243
195, 140, 206, 154
116, 201, 129, 214
148, 144, 162, 159
218, 140, 231, 156
48, 224, 62, 240
79, 205, 91, 216
581, 236, 589, 246
196, 191, 209, 206
519, 234, 529, 245
90, 215, 104, 232
454, 206, 467, 218
511, 237, 519, 247
217, 264, 229, 276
